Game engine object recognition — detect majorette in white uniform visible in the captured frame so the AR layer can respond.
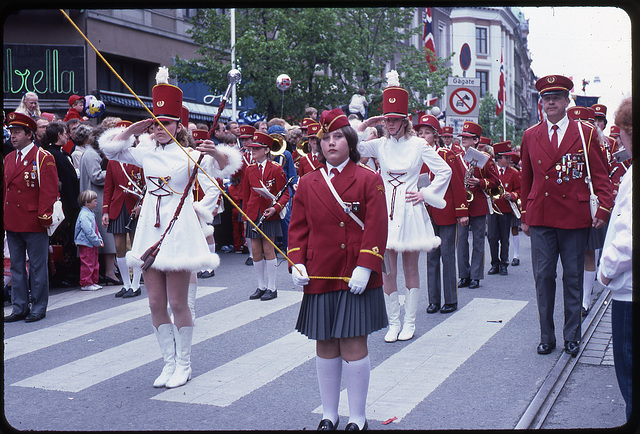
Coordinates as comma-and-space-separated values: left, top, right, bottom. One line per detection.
99, 129, 242, 273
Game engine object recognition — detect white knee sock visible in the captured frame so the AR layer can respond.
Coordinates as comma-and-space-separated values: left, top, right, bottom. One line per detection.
316, 356, 342, 424
208, 242, 216, 254
116, 256, 131, 288
583, 270, 596, 309
253, 259, 266, 290
512, 233, 520, 259
131, 265, 142, 290
342, 356, 370, 430
265, 258, 277, 290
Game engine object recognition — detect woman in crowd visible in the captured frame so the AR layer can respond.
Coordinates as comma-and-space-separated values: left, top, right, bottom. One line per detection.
357, 71, 451, 342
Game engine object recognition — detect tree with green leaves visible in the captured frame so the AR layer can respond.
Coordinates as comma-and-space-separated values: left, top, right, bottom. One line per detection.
171, 8, 452, 121
478, 93, 524, 148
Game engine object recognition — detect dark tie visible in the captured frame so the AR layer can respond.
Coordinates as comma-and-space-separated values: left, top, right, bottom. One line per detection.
259, 164, 264, 180
499, 167, 504, 176
331, 168, 340, 185
551, 125, 559, 149
17, 150, 24, 165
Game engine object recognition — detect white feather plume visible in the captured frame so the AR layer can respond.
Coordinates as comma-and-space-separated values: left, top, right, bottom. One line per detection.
386, 70, 400, 87
155, 66, 169, 85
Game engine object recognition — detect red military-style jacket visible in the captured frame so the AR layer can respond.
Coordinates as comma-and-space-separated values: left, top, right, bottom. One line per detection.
520, 119, 613, 228
297, 152, 324, 178
493, 165, 521, 214
103, 160, 145, 218
287, 160, 388, 295
444, 142, 464, 156
241, 159, 289, 222
423, 147, 468, 226
458, 151, 501, 217
4, 145, 59, 232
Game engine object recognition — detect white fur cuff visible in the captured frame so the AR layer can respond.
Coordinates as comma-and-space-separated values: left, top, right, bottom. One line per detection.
209, 145, 243, 179
98, 127, 134, 158
421, 187, 447, 209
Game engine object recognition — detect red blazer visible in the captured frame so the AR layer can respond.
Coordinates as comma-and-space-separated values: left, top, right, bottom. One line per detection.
520, 119, 613, 228
493, 165, 521, 214
3, 146, 59, 232
241, 160, 289, 222
458, 152, 501, 217
297, 153, 324, 178
424, 147, 468, 226
287, 160, 388, 294
103, 160, 144, 218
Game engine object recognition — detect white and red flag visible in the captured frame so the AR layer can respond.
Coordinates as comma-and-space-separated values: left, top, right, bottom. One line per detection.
496, 50, 505, 115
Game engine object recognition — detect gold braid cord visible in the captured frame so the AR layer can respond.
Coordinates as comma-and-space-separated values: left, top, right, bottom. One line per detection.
60, 9, 349, 282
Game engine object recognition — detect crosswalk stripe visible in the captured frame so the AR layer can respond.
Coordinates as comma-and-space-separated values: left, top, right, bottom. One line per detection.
11, 290, 302, 392
4, 286, 226, 360
152, 331, 315, 406
313, 297, 527, 422
3, 286, 123, 316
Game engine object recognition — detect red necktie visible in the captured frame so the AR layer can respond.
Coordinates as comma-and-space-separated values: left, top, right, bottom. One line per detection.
259, 164, 264, 180
551, 125, 559, 149
330, 168, 340, 185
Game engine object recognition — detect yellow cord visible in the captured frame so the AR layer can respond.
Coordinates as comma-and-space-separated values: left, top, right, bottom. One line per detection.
60, 9, 351, 283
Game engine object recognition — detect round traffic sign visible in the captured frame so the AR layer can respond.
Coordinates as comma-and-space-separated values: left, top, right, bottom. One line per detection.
449, 87, 477, 116
460, 43, 471, 70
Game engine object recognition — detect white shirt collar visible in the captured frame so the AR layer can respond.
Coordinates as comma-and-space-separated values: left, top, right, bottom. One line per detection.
548, 115, 569, 134
18, 143, 35, 161
326, 158, 349, 175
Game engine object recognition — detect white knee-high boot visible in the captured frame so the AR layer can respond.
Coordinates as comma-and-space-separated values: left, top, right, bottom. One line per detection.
153, 323, 176, 388
165, 325, 194, 388
398, 288, 420, 341
384, 292, 401, 343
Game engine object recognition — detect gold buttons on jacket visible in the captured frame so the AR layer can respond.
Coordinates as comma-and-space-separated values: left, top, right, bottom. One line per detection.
339, 222, 345, 227
340, 244, 346, 249
538, 160, 542, 164
545, 192, 549, 196
545, 175, 549, 180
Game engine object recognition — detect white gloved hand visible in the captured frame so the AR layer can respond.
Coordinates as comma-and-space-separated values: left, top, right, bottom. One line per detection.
348, 266, 372, 295
291, 263, 310, 287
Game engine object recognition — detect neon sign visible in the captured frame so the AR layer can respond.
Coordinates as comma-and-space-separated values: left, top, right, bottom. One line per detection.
3, 44, 85, 99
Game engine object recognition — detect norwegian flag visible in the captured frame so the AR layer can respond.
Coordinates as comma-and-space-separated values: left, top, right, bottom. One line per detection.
423, 8, 437, 72
496, 51, 505, 115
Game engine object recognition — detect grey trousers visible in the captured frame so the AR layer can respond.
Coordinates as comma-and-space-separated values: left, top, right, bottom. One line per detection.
487, 212, 511, 266
427, 222, 458, 306
6, 230, 50, 316
457, 215, 486, 280
529, 225, 588, 344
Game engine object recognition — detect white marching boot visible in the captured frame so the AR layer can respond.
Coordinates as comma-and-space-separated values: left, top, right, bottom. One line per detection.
398, 288, 420, 341
165, 325, 193, 388
384, 292, 402, 343
153, 323, 176, 388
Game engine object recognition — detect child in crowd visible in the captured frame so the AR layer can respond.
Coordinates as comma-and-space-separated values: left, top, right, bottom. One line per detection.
63, 95, 88, 122
74, 190, 104, 290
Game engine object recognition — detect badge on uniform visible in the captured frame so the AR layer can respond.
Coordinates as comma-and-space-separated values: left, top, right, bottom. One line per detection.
344, 201, 360, 213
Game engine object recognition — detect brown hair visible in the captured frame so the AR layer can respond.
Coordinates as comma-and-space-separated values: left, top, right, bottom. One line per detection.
614, 97, 632, 136
318, 125, 361, 165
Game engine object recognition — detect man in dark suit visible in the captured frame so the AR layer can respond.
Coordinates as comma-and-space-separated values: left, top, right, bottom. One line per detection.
3, 112, 59, 323
520, 75, 614, 356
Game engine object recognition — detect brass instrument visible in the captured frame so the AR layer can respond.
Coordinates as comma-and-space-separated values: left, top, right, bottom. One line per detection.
463, 160, 477, 203
295, 137, 309, 157
486, 184, 504, 215
269, 133, 287, 157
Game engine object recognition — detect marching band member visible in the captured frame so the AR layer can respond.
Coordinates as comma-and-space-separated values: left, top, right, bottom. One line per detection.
296, 122, 323, 179
486, 141, 520, 277
99, 71, 242, 388
102, 152, 145, 298
289, 108, 388, 431
357, 71, 451, 342
456, 121, 501, 289
416, 115, 468, 315
520, 75, 613, 357
241, 131, 290, 301
441, 126, 464, 155
509, 151, 522, 266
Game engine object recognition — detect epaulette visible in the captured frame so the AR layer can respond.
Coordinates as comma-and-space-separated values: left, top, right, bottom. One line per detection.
524, 122, 542, 133
358, 162, 377, 173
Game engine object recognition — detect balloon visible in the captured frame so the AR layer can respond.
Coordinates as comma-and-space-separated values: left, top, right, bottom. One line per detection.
430, 106, 441, 117
84, 95, 106, 118
276, 74, 291, 91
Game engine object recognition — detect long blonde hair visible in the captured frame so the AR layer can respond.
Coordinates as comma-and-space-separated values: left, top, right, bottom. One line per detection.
15, 92, 41, 117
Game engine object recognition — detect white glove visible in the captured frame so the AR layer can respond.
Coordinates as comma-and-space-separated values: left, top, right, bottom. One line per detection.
291, 263, 310, 287
348, 266, 372, 295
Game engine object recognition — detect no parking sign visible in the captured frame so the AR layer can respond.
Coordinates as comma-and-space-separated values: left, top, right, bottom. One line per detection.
445, 76, 480, 135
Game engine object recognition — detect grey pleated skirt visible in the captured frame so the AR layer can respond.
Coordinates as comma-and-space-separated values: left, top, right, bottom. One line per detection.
586, 223, 607, 250
107, 205, 136, 234
245, 218, 282, 239
296, 286, 388, 340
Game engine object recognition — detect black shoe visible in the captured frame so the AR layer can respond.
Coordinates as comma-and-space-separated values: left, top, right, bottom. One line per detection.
317, 417, 339, 430
103, 275, 123, 286
24, 312, 46, 323
499, 264, 508, 275
249, 288, 266, 300
4, 311, 29, 322
468, 279, 480, 289
199, 270, 215, 278
115, 287, 128, 298
565, 341, 580, 357
458, 277, 471, 288
488, 265, 500, 275
245, 257, 254, 266
511, 258, 520, 266
537, 342, 556, 355
426, 303, 440, 314
260, 289, 277, 301
122, 288, 141, 298
345, 420, 367, 431
441, 303, 457, 314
